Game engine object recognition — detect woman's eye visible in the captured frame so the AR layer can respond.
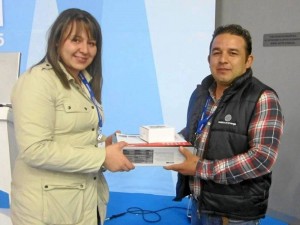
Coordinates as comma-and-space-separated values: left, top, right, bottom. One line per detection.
71, 38, 81, 43
88, 41, 96, 47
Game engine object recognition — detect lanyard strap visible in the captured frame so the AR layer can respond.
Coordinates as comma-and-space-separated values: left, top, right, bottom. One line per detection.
79, 73, 103, 138
195, 95, 214, 135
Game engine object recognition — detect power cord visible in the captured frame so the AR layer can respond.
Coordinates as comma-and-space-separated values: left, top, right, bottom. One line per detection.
105, 206, 188, 223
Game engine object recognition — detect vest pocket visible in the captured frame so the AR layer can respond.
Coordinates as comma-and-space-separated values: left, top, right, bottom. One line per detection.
42, 180, 86, 224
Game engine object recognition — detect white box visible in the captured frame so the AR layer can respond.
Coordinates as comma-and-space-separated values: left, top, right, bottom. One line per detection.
139, 125, 175, 143
122, 146, 194, 166
116, 133, 193, 166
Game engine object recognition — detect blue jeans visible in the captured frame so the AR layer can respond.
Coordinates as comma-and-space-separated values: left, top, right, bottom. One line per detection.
191, 198, 260, 225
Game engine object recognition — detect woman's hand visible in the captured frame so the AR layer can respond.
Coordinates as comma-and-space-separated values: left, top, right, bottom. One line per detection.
104, 141, 135, 172
105, 130, 121, 147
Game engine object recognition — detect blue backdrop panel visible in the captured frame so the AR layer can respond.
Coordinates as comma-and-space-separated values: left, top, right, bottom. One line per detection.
0, 0, 35, 72
101, 0, 163, 135
0, 0, 215, 200
56, 0, 104, 22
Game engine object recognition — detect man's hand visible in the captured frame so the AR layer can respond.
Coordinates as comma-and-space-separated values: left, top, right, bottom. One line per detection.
164, 146, 200, 176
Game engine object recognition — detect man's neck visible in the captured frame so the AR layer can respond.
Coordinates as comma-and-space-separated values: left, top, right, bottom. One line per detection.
215, 86, 224, 100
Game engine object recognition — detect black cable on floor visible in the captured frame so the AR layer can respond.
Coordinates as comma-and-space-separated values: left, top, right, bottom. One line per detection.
105, 206, 187, 223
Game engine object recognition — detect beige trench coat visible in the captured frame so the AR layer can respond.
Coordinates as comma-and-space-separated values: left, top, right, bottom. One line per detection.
10, 62, 108, 225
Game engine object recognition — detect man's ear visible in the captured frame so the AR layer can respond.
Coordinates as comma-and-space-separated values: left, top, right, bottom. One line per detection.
246, 54, 254, 69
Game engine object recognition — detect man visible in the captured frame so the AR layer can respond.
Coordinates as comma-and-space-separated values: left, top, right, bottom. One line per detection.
164, 24, 284, 225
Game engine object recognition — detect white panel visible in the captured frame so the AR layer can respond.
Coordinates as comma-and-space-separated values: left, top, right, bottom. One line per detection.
106, 1, 215, 196
0, 52, 20, 104
145, 0, 215, 132
0, 209, 12, 225
0, 107, 17, 209
26, 0, 58, 69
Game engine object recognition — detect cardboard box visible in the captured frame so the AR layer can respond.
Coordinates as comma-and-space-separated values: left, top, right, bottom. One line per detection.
139, 125, 175, 143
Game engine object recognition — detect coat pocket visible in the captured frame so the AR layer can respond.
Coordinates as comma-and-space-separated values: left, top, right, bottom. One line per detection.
42, 180, 86, 224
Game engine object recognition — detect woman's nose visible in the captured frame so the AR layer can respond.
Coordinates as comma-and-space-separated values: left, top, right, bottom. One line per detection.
79, 42, 88, 53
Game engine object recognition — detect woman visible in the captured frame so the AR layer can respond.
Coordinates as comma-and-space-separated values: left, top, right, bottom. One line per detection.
10, 8, 134, 225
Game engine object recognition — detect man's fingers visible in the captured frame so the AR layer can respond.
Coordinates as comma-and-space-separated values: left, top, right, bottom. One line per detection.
179, 146, 193, 158
164, 163, 182, 172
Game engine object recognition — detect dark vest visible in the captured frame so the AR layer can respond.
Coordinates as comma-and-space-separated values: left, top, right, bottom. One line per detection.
176, 69, 275, 220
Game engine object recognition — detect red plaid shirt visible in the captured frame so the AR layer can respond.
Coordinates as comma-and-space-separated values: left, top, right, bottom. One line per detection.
190, 89, 284, 197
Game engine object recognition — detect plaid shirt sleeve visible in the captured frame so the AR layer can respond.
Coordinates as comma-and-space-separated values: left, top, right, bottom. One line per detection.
196, 90, 284, 184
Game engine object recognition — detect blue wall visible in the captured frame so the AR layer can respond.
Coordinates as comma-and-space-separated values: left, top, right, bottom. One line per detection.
0, 0, 215, 200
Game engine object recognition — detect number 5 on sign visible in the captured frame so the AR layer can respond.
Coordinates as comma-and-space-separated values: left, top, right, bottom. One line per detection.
0, 33, 4, 47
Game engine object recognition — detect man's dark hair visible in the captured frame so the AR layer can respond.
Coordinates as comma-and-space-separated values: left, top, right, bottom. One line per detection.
209, 24, 252, 58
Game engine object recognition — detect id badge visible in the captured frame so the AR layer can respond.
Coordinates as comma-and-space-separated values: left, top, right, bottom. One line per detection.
97, 127, 103, 141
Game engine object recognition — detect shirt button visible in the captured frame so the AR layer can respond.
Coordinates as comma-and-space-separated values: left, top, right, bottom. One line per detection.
68, 106, 71, 109
91, 106, 95, 109
92, 128, 95, 131
94, 177, 97, 180
84, 107, 87, 110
